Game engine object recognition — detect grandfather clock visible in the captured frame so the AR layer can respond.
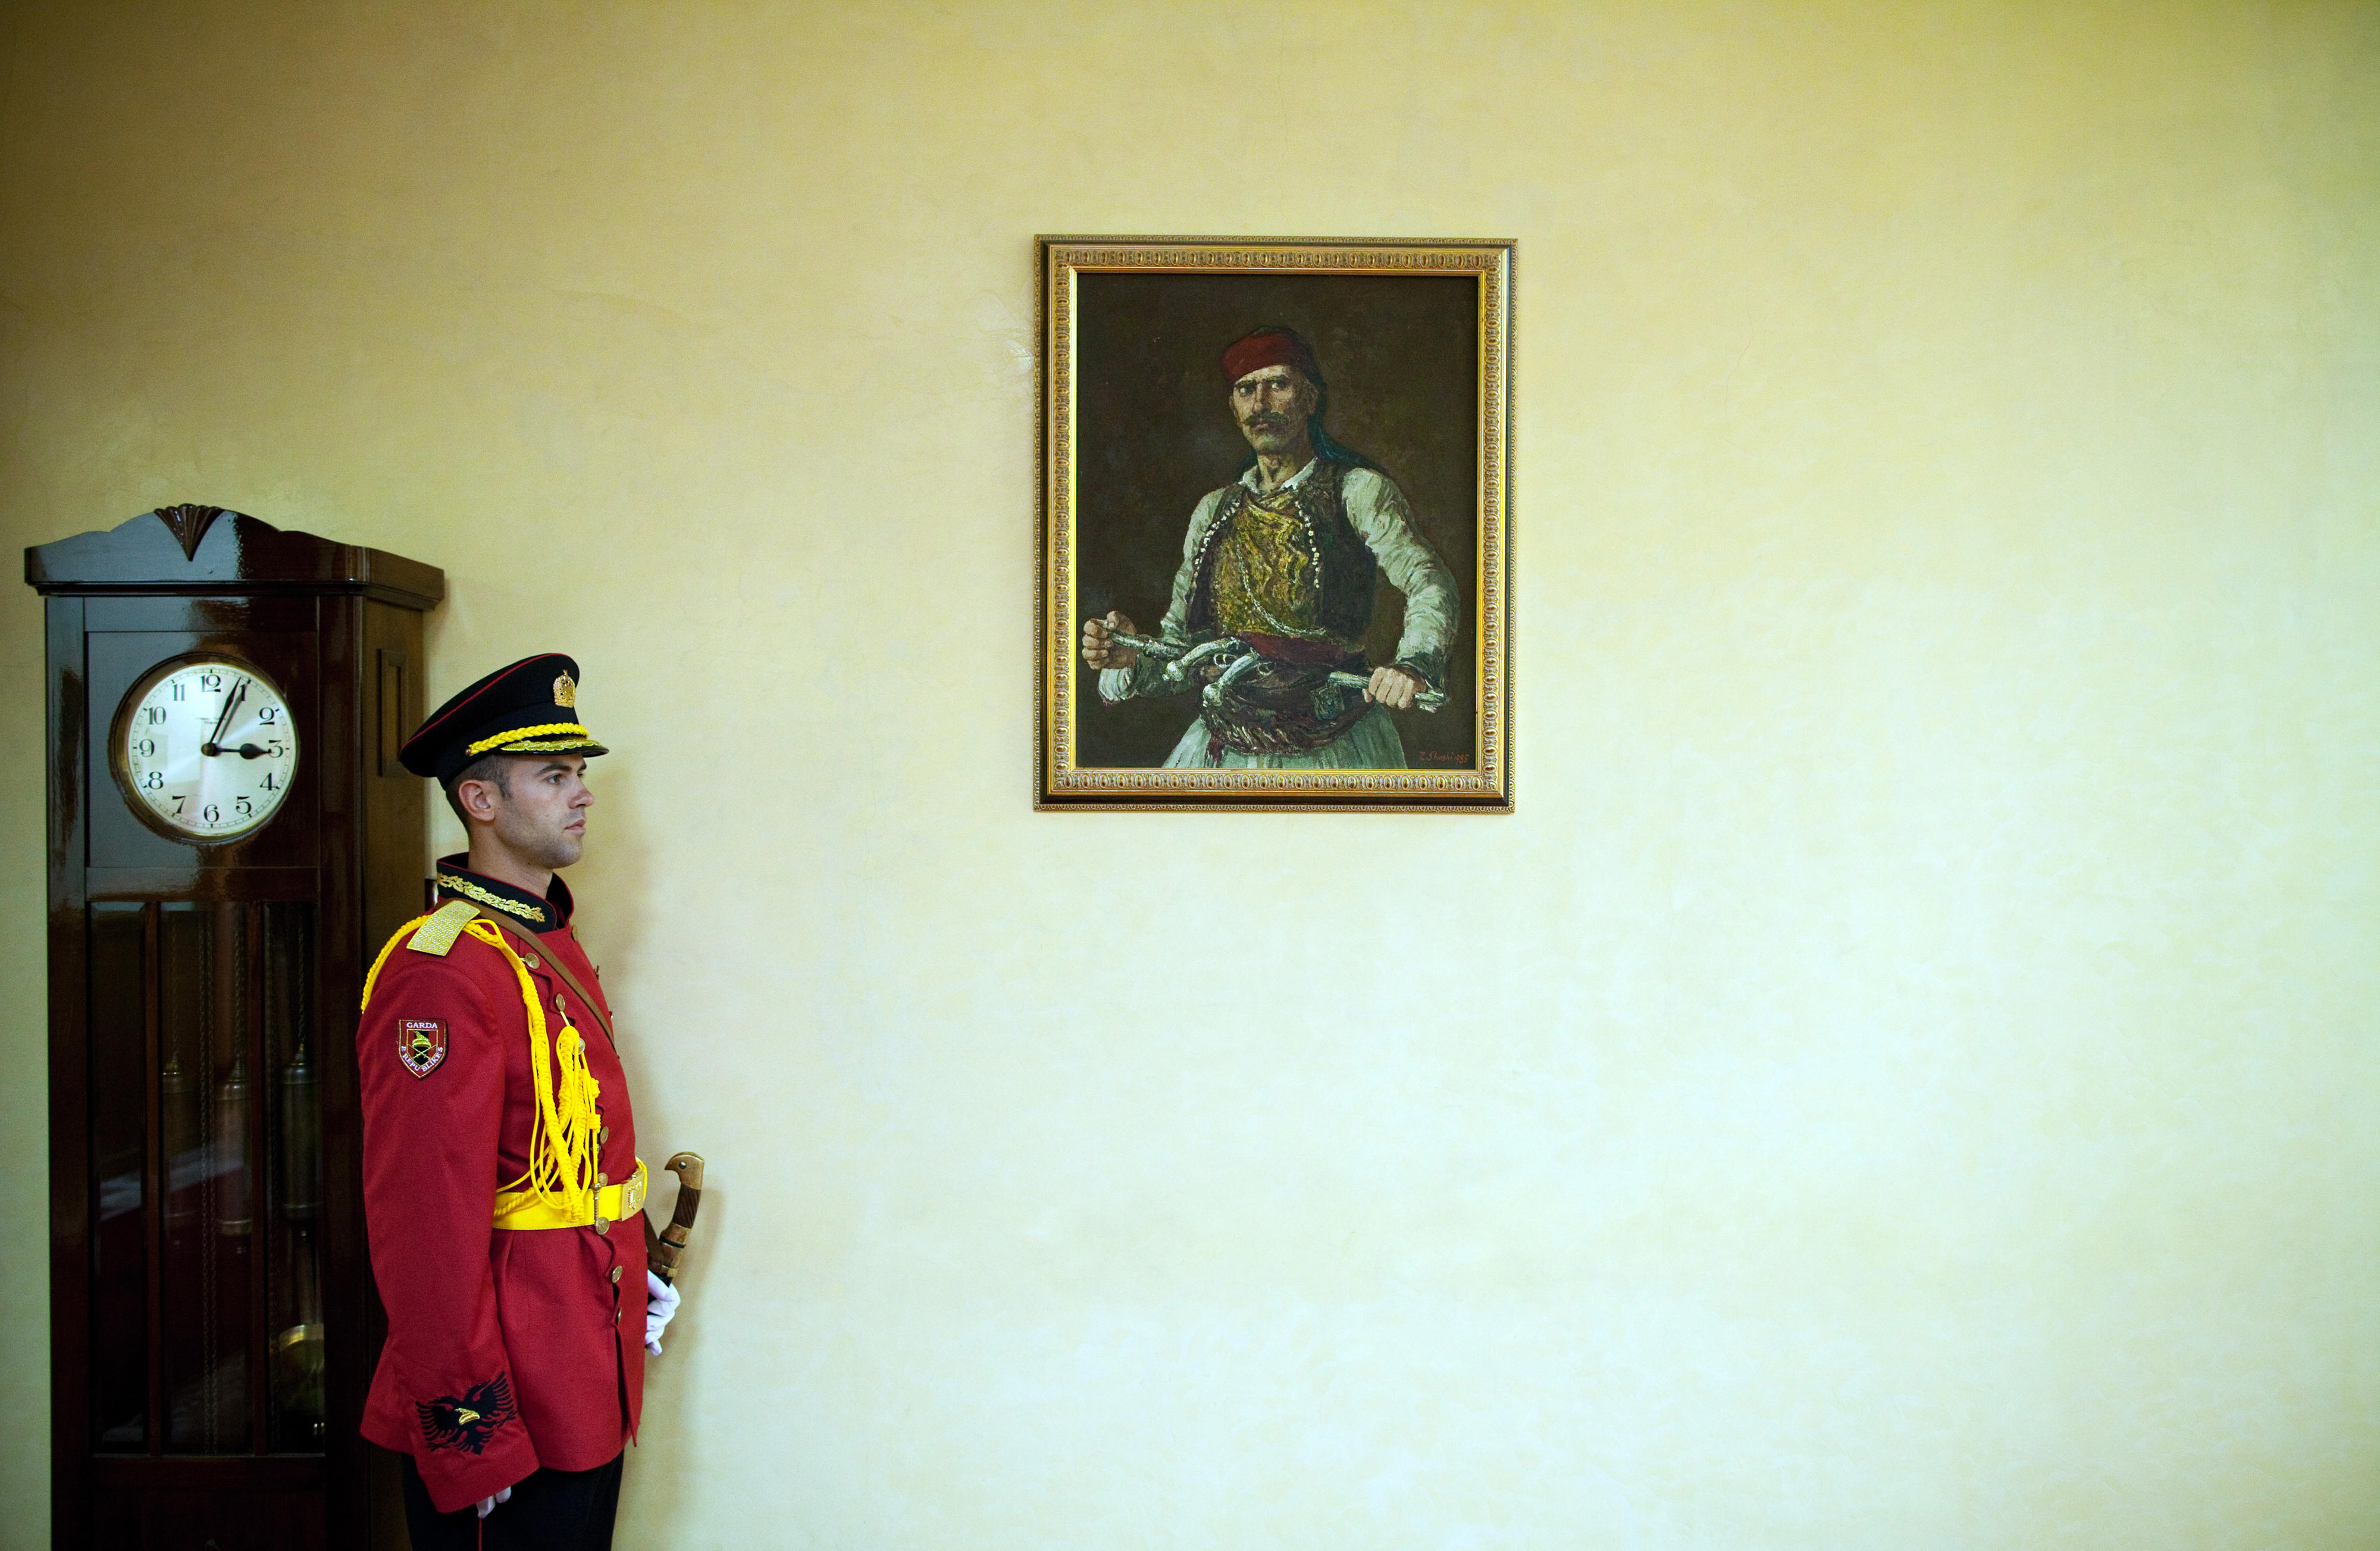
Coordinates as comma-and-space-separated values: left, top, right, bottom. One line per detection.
27, 505, 443, 1549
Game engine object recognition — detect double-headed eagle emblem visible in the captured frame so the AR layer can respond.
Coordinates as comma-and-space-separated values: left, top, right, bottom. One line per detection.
416, 1374, 518, 1455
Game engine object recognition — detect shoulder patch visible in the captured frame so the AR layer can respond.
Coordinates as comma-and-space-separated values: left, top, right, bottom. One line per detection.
406, 899, 479, 957
399, 1018, 449, 1078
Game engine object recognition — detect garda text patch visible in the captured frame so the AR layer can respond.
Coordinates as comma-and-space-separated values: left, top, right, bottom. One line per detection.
399, 1018, 448, 1078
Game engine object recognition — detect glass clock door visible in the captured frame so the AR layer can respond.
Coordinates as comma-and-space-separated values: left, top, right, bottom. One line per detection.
87, 899, 325, 1456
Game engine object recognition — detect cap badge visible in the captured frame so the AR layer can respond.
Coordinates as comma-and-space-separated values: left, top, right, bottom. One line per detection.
553, 673, 577, 708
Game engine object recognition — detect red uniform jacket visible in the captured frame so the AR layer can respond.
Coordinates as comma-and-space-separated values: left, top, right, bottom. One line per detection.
356, 860, 644, 1514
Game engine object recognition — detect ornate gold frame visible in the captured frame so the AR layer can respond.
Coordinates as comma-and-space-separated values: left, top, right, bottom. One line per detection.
1036, 235, 1514, 812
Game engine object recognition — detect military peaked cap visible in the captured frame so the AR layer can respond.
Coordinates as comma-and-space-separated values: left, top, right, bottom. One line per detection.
399, 653, 609, 783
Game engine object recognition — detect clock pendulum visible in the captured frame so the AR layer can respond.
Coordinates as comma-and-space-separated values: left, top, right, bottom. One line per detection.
273, 1035, 325, 1446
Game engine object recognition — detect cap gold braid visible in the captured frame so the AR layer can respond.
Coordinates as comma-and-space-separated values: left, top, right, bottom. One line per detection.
462, 721, 593, 758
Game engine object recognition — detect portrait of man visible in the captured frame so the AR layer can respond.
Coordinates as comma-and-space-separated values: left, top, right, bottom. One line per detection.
1080, 323, 1460, 770
1066, 267, 1486, 777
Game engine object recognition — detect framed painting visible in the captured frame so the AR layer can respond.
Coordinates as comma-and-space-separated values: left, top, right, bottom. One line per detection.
1035, 235, 1514, 812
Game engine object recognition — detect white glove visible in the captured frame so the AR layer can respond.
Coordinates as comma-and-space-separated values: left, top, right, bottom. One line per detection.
645, 1269, 682, 1355
475, 1486, 513, 1519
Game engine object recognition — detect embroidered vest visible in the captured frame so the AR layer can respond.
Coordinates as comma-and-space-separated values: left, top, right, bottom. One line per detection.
1185, 458, 1377, 645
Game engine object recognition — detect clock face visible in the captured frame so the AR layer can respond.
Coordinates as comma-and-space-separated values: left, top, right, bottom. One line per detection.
114, 657, 300, 842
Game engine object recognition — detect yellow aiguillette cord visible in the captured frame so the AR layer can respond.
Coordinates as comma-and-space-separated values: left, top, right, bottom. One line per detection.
362, 914, 602, 1222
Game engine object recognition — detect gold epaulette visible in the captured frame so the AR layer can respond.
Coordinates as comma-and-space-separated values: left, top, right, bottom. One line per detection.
359, 900, 484, 1012
406, 899, 481, 957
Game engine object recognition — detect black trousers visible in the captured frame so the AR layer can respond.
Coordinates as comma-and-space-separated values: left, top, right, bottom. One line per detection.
403, 1452, 624, 1551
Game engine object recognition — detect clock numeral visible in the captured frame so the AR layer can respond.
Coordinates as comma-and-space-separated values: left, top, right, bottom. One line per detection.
198, 671, 223, 692
268, 742, 286, 759
133, 739, 154, 758
144, 707, 165, 725
201, 804, 221, 824
257, 707, 278, 724
234, 796, 253, 817
141, 772, 163, 790
170, 683, 186, 702
261, 772, 278, 792
170, 796, 184, 815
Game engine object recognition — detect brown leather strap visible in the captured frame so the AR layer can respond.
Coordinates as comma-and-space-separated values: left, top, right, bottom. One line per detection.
466, 905, 613, 1045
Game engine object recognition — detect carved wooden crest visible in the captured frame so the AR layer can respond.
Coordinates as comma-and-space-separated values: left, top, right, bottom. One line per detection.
153, 503, 226, 562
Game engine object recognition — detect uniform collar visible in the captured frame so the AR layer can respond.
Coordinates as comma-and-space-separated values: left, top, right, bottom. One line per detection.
434, 853, 574, 932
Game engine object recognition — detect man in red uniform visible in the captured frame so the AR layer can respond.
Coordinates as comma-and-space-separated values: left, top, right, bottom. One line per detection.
359, 653, 679, 1549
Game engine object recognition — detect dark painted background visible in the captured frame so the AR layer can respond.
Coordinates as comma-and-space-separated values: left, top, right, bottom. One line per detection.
1072, 271, 1480, 768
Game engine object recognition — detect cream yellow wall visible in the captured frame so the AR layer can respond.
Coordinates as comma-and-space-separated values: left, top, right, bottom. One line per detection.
3, 2, 2375, 1546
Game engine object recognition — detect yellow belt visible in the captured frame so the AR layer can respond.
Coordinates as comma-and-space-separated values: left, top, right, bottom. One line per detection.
493, 1158, 646, 1230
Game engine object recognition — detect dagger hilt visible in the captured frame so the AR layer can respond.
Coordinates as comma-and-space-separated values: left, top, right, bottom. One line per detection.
644, 1151, 706, 1286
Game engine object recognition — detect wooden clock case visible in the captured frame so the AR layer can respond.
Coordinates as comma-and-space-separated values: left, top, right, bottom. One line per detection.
27, 505, 443, 1549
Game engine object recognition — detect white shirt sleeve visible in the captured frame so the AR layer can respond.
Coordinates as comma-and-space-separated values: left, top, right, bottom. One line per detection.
1100, 488, 1227, 703
1342, 468, 1460, 689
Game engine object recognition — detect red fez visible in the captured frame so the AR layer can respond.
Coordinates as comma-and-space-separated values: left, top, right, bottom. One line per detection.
1222, 326, 1321, 387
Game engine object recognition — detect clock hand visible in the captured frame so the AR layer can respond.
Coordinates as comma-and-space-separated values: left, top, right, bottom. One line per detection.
201, 678, 250, 756
204, 679, 241, 745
